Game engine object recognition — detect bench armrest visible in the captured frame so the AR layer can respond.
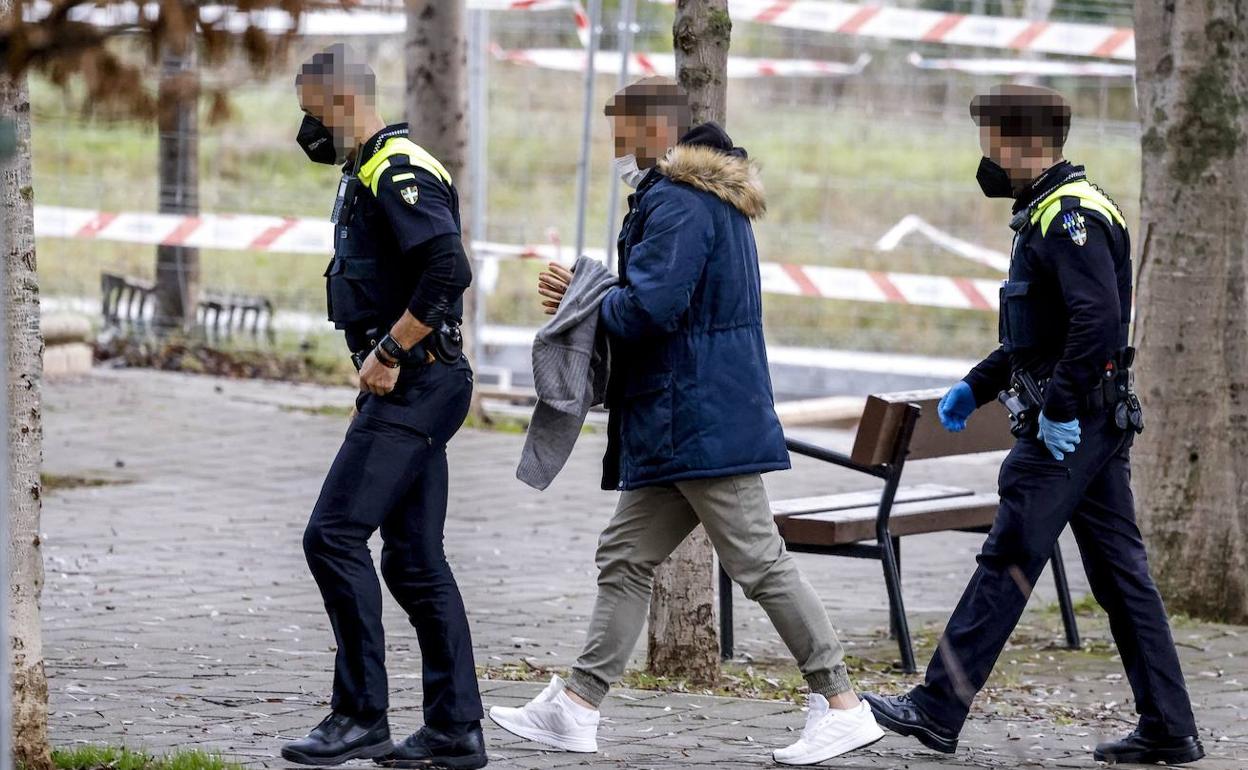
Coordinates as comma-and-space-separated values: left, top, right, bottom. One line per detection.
785, 437, 888, 479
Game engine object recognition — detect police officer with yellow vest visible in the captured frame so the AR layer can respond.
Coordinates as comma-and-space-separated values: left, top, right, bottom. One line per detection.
283, 44, 488, 769
863, 86, 1203, 766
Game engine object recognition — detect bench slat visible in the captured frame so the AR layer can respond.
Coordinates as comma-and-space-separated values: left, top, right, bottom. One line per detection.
780, 493, 1000, 546
771, 483, 973, 518
849, 390, 1015, 466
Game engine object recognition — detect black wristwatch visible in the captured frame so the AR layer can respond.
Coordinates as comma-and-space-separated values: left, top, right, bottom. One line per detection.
377, 334, 408, 364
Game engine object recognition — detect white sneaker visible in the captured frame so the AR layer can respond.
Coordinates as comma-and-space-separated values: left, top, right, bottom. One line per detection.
488, 674, 600, 753
773, 695, 886, 765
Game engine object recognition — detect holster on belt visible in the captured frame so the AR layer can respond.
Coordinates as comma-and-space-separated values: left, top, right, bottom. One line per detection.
1092, 346, 1144, 433
998, 369, 1045, 438
996, 347, 1144, 437
350, 322, 463, 371
428, 321, 464, 364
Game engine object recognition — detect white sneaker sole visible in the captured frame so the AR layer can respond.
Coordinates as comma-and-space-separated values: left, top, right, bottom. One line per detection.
773, 722, 886, 766
488, 707, 599, 753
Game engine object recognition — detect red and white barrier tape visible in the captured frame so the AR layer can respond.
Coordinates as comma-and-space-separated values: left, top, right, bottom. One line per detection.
875, 214, 1008, 274
648, 0, 1134, 61
759, 261, 998, 311
906, 52, 1135, 78
24, 0, 589, 41
26, 0, 1133, 64
34, 205, 1001, 312
494, 46, 870, 78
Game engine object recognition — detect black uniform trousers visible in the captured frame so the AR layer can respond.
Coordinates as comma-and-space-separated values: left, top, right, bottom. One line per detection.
302, 357, 483, 729
911, 409, 1197, 739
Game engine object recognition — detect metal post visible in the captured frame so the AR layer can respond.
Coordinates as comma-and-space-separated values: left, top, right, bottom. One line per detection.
573, 0, 603, 260
603, 0, 636, 268
467, 5, 489, 365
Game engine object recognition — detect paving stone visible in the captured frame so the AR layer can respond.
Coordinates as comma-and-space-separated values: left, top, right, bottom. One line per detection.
40, 369, 1248, 768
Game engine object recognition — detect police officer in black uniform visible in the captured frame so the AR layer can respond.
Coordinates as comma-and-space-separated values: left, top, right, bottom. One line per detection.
282, 44, 487, 769
863, 85, 1203, 766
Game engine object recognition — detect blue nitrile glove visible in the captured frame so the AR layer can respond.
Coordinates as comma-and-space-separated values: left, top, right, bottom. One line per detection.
1038, 413, 1081, 461
937, 381, 977, 432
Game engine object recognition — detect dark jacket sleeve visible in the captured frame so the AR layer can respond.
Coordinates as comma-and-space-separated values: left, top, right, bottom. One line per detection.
405, 233, 472, 326
599, 185, 714, 339
1040, 218, 1120, 422
374, 165, 471, 326
375, 165, 460, 251
963, 347, 1012, 407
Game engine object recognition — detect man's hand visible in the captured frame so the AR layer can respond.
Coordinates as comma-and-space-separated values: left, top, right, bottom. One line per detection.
538, 262, 574, 315
937, 381, 977, 432
358, 350, 400, 396
1038, 413, 1081, 461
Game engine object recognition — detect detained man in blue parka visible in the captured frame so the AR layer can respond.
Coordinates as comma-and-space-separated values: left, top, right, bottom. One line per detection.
489, 77, 884, 766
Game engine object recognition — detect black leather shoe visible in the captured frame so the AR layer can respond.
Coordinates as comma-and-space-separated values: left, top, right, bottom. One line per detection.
1094, 729, 1205, 765
281, 712, 393, 766
376, 724, 488, 769
861, 692, 958, 754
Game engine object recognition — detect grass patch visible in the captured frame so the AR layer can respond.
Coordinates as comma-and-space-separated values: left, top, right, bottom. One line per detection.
40, 473, 130, 493
30, 56, 1142, 360
478, 660, 812, 701
95, 333, 358, 387
51, 746, 241, 770
1043, 592, 1107, 619
464, 412, 528, 434
278, 403, 354, 418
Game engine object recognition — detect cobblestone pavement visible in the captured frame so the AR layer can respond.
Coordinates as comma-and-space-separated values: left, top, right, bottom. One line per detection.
41, 369, 1246, 769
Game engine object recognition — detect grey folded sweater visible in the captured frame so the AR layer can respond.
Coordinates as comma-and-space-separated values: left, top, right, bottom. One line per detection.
516, 255, 617, 490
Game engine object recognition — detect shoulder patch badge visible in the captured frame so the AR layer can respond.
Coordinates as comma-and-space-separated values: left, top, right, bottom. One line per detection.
400, 185, 420, 206
1061, 210, 1087, 246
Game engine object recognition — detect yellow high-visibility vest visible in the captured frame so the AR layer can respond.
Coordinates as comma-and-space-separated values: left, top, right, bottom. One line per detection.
358, 137, 453, 196
1030, 179, 1126, 236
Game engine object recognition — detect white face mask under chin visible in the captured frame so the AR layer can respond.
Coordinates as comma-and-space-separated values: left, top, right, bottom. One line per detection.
612, 154, 649, 189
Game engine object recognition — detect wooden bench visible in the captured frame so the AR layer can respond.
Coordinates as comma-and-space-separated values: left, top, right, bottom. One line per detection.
718, 388, 1081, 673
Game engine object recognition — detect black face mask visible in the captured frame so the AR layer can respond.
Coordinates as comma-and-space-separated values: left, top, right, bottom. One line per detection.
297, 114, 341, 165
976, 156, 1015, 198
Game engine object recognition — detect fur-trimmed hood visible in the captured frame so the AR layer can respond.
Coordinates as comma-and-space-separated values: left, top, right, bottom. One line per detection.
657, 123, 766, 220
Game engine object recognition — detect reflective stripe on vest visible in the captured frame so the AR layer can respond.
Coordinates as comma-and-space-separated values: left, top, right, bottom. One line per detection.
358, 137, 453, 196
1031, 179, 1126, 235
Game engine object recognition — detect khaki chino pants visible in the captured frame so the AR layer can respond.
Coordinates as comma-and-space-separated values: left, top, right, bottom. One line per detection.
567, 473, 852, 706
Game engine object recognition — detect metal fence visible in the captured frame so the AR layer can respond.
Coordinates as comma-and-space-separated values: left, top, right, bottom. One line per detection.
30, 1, 1142, 374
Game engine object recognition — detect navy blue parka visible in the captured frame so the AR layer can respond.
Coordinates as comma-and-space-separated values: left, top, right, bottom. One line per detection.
600, 123, 790, 490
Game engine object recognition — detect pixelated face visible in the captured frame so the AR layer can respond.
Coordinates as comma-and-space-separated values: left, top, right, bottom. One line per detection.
297, 77, 361, 138
610, 111, 679, 167
971, 91, 1069, 182
979, 124, 1051, 176
296, 48, 376, 159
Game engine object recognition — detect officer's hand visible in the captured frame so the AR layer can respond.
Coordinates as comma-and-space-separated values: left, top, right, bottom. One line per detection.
349, 404, 358, 422
937, 381, 977, 432
538, 262, 574, 315
358, 351, 400, 396
1038, 413, 1081, 461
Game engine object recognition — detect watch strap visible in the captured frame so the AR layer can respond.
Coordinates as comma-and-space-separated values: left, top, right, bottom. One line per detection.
378, 334, 408, 362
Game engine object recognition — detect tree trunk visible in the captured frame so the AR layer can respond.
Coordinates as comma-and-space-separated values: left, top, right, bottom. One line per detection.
0, 40, 53, 770
1132, 0, 1248, 623
153, 42, 200, 332
645, 0, 730, 683
405, 0, 485, 421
